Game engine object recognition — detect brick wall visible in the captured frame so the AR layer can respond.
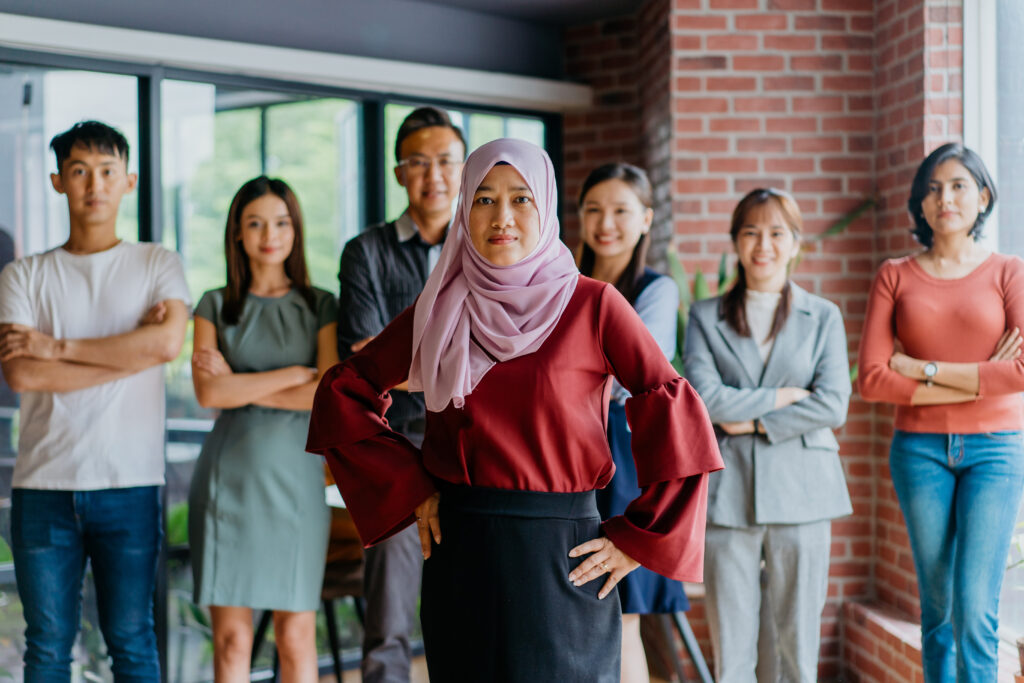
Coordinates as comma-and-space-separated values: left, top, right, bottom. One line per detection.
562, 17, 642, 248
563, 0, 965, 680
869, 0, 964, 629
561, 1, 676, 262
667, 0, 878, 678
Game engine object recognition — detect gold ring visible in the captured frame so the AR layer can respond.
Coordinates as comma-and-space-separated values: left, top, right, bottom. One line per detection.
600, 561, 609, 572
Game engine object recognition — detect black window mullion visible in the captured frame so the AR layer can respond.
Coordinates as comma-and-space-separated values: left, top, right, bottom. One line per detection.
137, 70, 170, 683
543, 113, 565, 234
137, 71, 163, 244
362, 99, 386, 228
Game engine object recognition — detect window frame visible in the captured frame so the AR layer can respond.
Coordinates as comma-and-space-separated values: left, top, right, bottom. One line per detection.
963, 0, 999, 244
0, 43, 563, 683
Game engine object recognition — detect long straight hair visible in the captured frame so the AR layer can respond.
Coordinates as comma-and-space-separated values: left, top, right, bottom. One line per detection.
721, 188, 802, 341
222, 176, 316, 325
577, 163, 653, 304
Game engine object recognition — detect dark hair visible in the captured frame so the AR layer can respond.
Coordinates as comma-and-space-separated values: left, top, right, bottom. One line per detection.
50, 120, 129, 170
394, 107, 466, 163
907, 142, 997, 248
721, 188, 802, 341
576, 163, 654, 304
222, 176, 316, 325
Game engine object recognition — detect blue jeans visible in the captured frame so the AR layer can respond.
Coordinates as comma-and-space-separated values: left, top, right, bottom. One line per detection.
11, 487, 162, 683
890, 431, 1024, 683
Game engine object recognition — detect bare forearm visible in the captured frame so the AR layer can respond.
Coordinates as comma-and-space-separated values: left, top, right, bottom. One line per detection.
195, 367, 309, 409
2, 358, 132, 393
910, 382, 977, 405
252, 381, 318, 410
928, 362, 980, 394
62, 327, 181, 372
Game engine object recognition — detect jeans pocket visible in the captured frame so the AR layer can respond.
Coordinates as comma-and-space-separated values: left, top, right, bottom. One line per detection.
981, 430, 1023, 442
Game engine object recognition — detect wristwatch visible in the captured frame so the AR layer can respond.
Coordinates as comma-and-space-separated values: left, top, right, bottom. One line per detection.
923, 361, 938, 386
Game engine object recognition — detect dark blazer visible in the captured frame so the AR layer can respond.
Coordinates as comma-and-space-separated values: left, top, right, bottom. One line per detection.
684, 283, 853, 526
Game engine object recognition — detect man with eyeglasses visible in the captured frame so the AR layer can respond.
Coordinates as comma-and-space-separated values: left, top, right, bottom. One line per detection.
336, 106, 465, 683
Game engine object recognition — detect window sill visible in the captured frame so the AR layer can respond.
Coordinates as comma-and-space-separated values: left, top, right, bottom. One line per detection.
843, 601, 1020, 681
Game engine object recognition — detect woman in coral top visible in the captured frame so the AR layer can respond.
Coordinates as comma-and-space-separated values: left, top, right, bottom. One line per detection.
307, 139, 722, 682
857, 143, 1024, 683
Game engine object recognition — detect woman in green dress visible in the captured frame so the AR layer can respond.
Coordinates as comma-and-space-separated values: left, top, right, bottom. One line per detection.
188, 176, 339, 682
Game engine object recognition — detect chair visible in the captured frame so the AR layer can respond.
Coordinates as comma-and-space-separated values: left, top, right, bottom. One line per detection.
643, 611, 714, 683
666, 612, 713, 683
251, 505, 365, 681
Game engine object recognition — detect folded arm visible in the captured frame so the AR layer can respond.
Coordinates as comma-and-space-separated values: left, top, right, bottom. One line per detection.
1, 357, 132, 393
758, 306, 852, 444
253, 324, 342, 410
0, 299, 188, 393
307, 306, 435, 547
0, 299, 189, 374
598, 287, 724, 581
190, 315, 317, 409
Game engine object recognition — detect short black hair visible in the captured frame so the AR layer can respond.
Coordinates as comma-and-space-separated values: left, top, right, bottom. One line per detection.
394, 107, 466, 163
907, 142, 997, 248
50, 120, 129, 171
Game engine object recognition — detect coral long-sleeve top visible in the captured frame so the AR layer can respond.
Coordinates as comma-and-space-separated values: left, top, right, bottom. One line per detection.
857, 253, 1024, 433
307, 276, 723, 582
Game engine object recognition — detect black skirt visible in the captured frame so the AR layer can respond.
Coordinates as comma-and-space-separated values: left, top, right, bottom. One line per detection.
421, 483, 621, 682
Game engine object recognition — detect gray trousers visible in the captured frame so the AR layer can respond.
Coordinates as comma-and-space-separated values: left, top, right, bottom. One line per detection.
361, 423, 425, 683
362, 523, 422, 683
704, 521, 831, 683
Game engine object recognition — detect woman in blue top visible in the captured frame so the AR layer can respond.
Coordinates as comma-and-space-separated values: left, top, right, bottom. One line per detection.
578, 163, 684, 683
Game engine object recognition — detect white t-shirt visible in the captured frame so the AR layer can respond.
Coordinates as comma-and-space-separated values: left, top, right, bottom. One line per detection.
0, 241, 191, 490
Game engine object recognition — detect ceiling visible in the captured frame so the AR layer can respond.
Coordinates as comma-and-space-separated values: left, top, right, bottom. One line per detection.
410, 0, 643, 25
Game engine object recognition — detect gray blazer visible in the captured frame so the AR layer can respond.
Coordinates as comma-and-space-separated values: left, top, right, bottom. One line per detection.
684, 284, 853, 527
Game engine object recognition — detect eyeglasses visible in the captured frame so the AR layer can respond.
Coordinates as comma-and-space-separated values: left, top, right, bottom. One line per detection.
397, 155, 463, 176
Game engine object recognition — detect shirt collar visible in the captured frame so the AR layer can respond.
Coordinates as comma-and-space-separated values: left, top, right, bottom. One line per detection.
394, 211, 418, 243
394, 210, 449, 246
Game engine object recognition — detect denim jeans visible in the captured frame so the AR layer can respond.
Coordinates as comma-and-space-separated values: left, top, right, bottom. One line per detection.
890, 430, 1024, 683
11, 486, 162, 683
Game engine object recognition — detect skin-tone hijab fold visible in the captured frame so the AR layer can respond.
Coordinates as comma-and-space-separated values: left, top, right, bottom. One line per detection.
407, 138, 579, 412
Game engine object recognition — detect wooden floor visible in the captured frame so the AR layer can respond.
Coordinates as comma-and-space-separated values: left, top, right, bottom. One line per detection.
320, 657, 429, 682
320, 659, 670, 682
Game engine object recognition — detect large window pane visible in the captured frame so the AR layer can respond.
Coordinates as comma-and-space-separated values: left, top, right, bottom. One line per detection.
993, 0, 1024, 640
0, 63, 138, 682
160, 80, 363, 681
265, 98, 362, 289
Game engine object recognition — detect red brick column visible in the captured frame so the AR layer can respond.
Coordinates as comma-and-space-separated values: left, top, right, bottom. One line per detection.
871, 0, 963, 619
563, 0, 963, 680
667, 2, 876, 677
562, 17, 642, 247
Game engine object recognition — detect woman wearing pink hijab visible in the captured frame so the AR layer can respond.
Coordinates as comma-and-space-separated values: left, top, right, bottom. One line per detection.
308, 139, 722, 681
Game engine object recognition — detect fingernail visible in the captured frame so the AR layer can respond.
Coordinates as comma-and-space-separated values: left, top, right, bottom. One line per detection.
573, 579, 582, 587
598, 591, 607, 599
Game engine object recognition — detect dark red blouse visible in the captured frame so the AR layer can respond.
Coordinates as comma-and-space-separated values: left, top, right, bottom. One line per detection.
308, 276, 723, 581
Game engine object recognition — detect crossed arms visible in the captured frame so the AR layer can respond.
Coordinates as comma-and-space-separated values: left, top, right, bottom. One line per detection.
191, 315, 339, 411
0, 299, 190, 393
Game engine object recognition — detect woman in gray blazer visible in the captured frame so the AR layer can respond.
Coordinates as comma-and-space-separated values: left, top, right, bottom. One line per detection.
684, 188, 852, 683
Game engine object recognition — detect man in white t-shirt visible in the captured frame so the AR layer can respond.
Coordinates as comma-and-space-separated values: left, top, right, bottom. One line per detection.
0, 121, 190, 681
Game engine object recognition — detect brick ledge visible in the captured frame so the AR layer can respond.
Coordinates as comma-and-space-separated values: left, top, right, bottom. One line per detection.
842, 601, 1020, 682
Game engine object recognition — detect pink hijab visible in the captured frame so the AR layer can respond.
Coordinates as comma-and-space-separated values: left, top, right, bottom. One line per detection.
407, 138, 579, 412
